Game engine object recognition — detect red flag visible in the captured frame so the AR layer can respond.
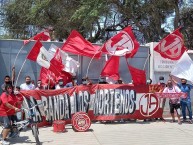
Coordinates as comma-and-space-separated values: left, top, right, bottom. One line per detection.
61, 30, 101, 59
39, 67, 56, 88
39, 67, 72, 88
154, 28, 186, 60
100, 56, 120, 80
56, 71, 72, 85
102, 26, 140, 57
128, 65, 146, 85
33, 31, 50, 41
27, 41, 64, 76
24, 31, 51, 45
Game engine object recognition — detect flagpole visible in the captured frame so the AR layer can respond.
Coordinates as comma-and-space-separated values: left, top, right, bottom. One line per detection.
15, 59, 27, 89
13, 45, 25, 67
86, 47, 102, 77
143, 53, 151, 70
125, 57, 130, 66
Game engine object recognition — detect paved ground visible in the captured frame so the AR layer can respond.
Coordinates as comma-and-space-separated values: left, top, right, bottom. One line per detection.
1, 119, 193, 145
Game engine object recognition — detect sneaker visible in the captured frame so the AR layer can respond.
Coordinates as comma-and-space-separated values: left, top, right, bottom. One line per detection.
170, 120, 176, 123
160, 118, 166, 122
182, 119, 187, 122
178, 121, 182, 125
2, 140, 10, 145
188, 120, 193, 124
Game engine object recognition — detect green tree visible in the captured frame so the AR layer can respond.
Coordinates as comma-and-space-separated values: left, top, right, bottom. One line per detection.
179, 7, 193, 49
4, 0, 82, 40
3, 0, 193, 49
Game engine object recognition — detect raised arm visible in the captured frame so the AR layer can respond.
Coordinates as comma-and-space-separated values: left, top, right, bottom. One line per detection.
11, 66, 15, 83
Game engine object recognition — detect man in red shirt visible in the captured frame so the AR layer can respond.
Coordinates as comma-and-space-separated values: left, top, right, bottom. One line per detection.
0, 84, 20, 145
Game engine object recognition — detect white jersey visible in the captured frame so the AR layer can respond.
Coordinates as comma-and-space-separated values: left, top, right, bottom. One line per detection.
163, 86, 181, 93
20, 83, 35, 90
163, 85, 181, 104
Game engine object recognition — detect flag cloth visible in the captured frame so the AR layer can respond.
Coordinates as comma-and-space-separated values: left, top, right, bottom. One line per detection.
102, 26, 139, 57
33, 31, 50, 41
100, 56, 120, 80
24, 31, 51, 45
171, 51, 193, 82
50, 47, 80, 76
61, 30, 101, 59
27, 41, 63, 76
47, 43, 80, 76
48, 44, 58, 57
39, 67, 72, 88
39, 67, 56, 88
128, 65, 146, 85
154, 28, 186, 60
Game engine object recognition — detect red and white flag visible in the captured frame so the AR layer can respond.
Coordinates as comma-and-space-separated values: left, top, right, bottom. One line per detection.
100, 56, 120, 80
39, 67, 56, 88
24, 31, 51, 45
128, 65, 146, 85
48, 44, 58, 56
54, 48, 80, 76
47, 44, 80, 76
102, 26, 140, 57
61, 30, 101, 59
154, 28, 186, 60
27, 41, 64, 76
39, 67, 72, 87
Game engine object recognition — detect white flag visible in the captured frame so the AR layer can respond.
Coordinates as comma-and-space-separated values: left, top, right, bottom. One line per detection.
60, 50, 80, 76
171, 51, 193, 82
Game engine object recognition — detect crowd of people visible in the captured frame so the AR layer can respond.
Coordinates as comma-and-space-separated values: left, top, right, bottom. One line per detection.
147, 75, 193, 125
0, 69, 192, 144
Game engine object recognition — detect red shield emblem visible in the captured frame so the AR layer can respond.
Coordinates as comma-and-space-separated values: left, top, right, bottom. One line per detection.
72, 112, 91, 132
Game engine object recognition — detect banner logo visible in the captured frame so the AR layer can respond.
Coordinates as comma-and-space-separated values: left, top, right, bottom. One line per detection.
139, 93, 159, 117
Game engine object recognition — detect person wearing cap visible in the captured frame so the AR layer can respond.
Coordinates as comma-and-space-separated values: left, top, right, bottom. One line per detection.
55, 78, 66, 89
170, 75, 193, 124
158, 76, 166, 87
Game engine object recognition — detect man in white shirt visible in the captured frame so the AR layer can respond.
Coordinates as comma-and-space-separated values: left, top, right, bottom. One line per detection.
20, 76, 35, 90
163, 80, 182, 124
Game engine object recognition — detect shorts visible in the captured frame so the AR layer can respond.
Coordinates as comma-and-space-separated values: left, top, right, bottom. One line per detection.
0, 116, 12, 129
169, 103, 181, 115
9, 115, 18, 126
